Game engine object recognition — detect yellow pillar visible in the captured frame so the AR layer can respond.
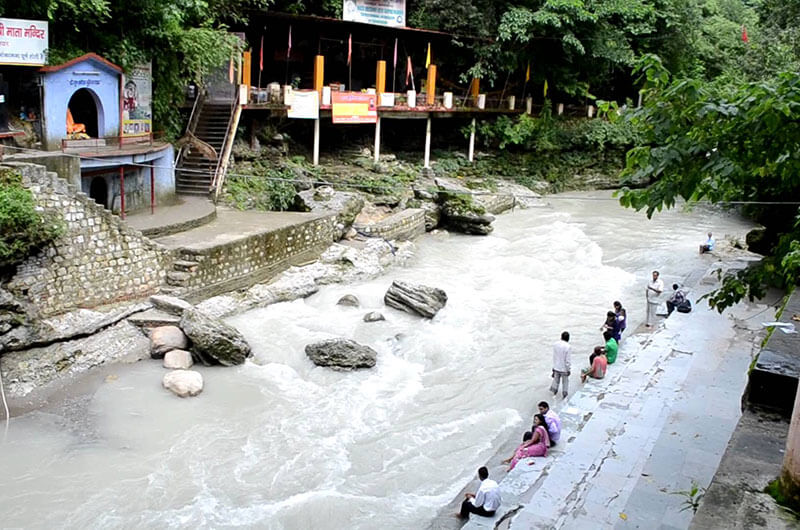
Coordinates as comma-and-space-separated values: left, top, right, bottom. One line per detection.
243, 51, 252, 88
426, 65, 437, 106
470, 78, 480, 106
376, 60, 386, 96
314, 55, 325, 96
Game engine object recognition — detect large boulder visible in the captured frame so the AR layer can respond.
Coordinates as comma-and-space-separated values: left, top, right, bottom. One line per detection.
296, 186, 365, 239
180, 309, 251, 366
163, 370, 204, 397
384, 280, 447, 318
150, 325, 189, 359
305, 338, 377, 370
437, 189, 495, 236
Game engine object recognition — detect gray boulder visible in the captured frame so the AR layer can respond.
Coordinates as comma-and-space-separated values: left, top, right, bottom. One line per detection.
384, 280, 447, 318
149, 294, 193, 316
305, 338, 377, 370
363, 312, 386, 322
296, 186, 365, 239
337, 294, 360, 307
180, 309, 251, 366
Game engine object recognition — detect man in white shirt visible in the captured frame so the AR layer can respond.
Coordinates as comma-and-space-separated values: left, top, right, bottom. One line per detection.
645, 270, 664, 327
459, 466, 501, 519
700, 232, 715, 254
550, 331, 571, 399
538, 401, 561, 446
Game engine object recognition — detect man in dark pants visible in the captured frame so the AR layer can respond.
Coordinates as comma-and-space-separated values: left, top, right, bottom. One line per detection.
458, 466, 501, 519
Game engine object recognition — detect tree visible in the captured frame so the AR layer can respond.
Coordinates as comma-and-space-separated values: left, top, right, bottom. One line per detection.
617, 54, 800, 311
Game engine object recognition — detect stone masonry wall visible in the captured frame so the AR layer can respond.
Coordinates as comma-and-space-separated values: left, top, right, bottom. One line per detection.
5, 162, 172, 317
170, 214, 337, 300
354, 208, 426, 241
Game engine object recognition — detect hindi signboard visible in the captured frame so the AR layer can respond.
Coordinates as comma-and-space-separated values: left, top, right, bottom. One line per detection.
0, 18, 48, 66
122, 63, 153, 137
331, 92, 377, 124
287, 90, 319, 119
343, 0, 405, 28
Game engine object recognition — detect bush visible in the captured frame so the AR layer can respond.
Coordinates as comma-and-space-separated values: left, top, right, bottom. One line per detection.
223, 164, 298, 211
0, 169, 65, 273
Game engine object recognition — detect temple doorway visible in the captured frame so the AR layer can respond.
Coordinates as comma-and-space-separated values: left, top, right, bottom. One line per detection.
89, 176, 108, 208
67, 88, 100, 138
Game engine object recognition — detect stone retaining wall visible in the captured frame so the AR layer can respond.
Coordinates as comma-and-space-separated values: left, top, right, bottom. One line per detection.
169, 214, 337, 300
5, 162, 172, 317
354, 208, 426, 241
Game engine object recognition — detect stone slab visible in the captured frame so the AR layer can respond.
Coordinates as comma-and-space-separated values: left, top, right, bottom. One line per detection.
127, 309, 181, 328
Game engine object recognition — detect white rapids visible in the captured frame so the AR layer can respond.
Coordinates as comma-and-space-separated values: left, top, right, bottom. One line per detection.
0, 191, 754, 529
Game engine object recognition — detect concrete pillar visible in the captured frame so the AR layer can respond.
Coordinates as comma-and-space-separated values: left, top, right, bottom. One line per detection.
780, 386, 800, 506
508, 95, 515, 110
424, 116, 432, 169
376, 60, 386, 96
426, 65, 437, 106
374, 116, 381, 164
468, 118, 476, 163
313, 118, 320, 166
314, 55, 325, 96
587, 105, 595, 118
526, 97, 532, 115
557, 103, 564, 115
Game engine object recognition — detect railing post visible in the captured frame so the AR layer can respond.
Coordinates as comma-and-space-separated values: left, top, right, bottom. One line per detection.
119, 166, 125, 219
150, 165, 155, 215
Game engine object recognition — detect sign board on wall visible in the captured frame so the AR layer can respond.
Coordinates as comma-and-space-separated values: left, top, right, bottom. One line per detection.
331, 92, 377, 124
122, 63, 152, 137
288, 90, 320, 119
343, 0, 405, 27
0, 18, 48, 66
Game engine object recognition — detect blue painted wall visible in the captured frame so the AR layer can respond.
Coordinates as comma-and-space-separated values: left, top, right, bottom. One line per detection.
41, 57, 120, 150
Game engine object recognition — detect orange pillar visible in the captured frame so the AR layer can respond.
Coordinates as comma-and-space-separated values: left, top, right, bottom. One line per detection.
426, 65, 437, 106
314, 55, 325, 96
243, 51, 252, 88
470, 78, 480, 106
376, 60, 386, 97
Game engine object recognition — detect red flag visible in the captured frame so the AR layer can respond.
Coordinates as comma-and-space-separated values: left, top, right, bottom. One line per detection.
287, 26, 292, 59
347, 33, 352, 66
259, 35, 264, 71
741, 24, 749, 43
393, 38, 398, 69
405, 56, 412, 86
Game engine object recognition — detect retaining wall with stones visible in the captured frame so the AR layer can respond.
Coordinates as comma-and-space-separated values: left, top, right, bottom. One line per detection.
354, 208, 426, 241
4, 162, 172, 317
167, 214, 338, 300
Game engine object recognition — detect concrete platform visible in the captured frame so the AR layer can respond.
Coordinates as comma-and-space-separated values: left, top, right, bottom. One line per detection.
125, 196, 216, 238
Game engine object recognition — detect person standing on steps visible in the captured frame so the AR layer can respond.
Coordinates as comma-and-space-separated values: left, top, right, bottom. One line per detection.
645, 270, 664, 327
458, 466, 501, 519
550, 331, 571, 399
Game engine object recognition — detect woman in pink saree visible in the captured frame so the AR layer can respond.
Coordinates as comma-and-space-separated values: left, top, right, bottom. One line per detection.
503, 414, 550, 470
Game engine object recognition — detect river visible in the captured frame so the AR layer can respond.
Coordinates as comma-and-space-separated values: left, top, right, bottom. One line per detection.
0, 192, 753, 529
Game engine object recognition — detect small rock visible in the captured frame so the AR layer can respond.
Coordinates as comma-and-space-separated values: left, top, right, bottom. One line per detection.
305, 338, 377, 370
337, 294, 360, 307
162, 370, 203, 397
150, 326, 189, 359
163, 349, 194, 369
363, 312, 385, 322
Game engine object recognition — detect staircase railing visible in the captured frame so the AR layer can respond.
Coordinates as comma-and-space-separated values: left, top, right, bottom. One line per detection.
175, 87, 206, 171
210, 86, 242, 201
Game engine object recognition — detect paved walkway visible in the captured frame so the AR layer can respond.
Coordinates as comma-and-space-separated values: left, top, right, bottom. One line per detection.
125, 195, 215, 235
457, 273, 774, 530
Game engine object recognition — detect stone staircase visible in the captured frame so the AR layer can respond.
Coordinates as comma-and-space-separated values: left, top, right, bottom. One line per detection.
161, 257, 200, 295
175, 103, 234, 196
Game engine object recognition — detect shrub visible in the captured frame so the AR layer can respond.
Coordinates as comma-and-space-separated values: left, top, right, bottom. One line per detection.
223, 164, 297, 211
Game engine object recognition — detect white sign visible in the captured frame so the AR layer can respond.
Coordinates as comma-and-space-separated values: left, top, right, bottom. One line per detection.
343, 0, 405, 27
0, 18, 48, 66
288, 90, 320, 119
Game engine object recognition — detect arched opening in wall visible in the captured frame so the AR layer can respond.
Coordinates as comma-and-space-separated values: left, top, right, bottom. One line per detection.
67, 88, 100, 138
89, 176, 108, 208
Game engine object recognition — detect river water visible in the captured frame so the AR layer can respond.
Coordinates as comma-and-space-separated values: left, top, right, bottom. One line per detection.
0, 192, 753, 529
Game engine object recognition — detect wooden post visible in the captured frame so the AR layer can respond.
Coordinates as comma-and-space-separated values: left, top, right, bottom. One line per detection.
313, 55, 325, 96
243, 51, 252, 89
313, 118, 320, 166
376, 60, 386, 97
426, 64, 437, 106
424, 116, 432, 168
119, 166, 125, 219
468, 118, 476, 162
374, 116, 381, 164
470, 78, 480, 106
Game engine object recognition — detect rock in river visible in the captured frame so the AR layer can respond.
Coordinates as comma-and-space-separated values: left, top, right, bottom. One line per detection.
384, 280, 447, 318
363, 312, 386, 322
163, 349, 194, 369
180, 309, 251, 366
163, 369, 203, 397
337, 294, 360, 307
305, 338, 377, 370
150, 325, 189, 359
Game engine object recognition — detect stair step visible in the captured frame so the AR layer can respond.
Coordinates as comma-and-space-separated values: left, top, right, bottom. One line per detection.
174, 259, 200, 272
166, 271, 191, 286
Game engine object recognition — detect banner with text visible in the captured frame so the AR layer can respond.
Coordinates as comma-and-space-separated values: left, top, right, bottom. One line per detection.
0, 18, 48, 66
342, 0, 405, 27
288, 90, 320, 119
331, 92, 377, 124
122, 63, 153, 137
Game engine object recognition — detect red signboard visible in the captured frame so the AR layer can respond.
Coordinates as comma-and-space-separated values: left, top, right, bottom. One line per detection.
331, 91, 377, 124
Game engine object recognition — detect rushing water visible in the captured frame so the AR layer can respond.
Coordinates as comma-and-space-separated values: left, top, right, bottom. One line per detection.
0, 192, 753, 529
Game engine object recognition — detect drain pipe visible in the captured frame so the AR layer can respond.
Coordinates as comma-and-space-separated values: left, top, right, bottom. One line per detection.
1, 365, 9, 441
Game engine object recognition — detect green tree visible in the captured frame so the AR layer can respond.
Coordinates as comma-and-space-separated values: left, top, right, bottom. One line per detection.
618, 55, 800, 311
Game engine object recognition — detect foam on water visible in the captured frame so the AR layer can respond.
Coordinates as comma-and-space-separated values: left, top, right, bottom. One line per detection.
0, 192, 755, 529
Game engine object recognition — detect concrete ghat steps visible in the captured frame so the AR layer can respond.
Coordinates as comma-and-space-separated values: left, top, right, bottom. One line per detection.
460, 294, 767, 530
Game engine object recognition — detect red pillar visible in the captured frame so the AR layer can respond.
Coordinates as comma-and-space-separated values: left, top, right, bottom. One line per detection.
119, 166, 125, 219
150, 166, 155, 215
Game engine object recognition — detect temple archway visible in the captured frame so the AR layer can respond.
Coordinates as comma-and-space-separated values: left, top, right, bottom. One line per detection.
67, 88, 103, 138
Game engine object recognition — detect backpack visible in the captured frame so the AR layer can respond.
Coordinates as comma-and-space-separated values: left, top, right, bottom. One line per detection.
676, 299, 692, 313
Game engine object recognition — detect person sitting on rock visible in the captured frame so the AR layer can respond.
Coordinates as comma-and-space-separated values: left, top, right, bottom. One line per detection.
700, 232, 715, 254
538, 401, 561, 447
601, 310, 622, 342
614, 301, 627, 338
581, 346, 608, 383
502, 414, 549, 470
458, 466, 501, 519
603, 330, 618, 365
667, 283, 688, 316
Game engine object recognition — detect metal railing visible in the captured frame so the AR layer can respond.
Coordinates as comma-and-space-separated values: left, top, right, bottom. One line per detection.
61, 132, 160, 151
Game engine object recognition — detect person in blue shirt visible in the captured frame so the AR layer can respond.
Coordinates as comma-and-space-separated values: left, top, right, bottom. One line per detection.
700, 232, 715, 253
